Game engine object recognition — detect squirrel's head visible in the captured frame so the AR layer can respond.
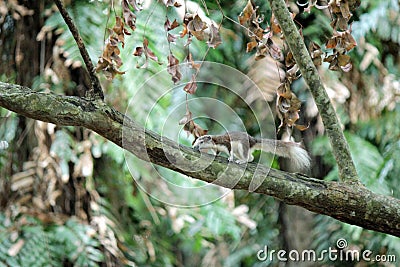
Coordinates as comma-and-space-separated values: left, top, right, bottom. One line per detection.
193, 135, 214, 151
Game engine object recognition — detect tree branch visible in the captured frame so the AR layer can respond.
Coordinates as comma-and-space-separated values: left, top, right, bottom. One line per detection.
53, 0, 104, 100
1, 82, 400, 237
268, 0, 359, 184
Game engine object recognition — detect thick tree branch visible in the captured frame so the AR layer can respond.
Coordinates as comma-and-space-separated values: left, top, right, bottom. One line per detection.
268, 0, 359, 184
1, 82, 400, 237
53, 0, 104, 100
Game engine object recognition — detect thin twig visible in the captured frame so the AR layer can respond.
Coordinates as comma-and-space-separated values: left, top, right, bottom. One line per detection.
53, 0, 104, 100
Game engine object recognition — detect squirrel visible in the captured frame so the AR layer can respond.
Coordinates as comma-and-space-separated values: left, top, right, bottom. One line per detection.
192, 131, 310, 170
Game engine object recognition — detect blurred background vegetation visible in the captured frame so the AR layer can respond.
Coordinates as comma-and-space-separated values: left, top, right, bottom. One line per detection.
0, 0, 399, 266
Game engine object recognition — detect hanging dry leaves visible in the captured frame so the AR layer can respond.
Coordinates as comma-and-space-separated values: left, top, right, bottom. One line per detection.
309, 41, 323, 66
122, 0, 142, 31
186, 14, 208, 41
97, 0, 143, 80
270, 13, 281, 34
326, 30, 357, 52
113, 16, 131, 48
183, 74, 197, 94
207, 24, 222, 49
323, 29, 356, 72
299, 0, 358, 73
186, 52, 201, 70
239, 1, 282, 61
178, 109, 207, 141
167, 33, 177, 43
181, 13, 222, 49
238, 0, 255, 25
167, 53, 182, 84
323, 51, 352, 72
276, 83, 308, 131
96, 19, 128, 80
133, 37, 162, 68
329, 0, 360, 30
246, 40, 257, 53
164, 18, 180, 31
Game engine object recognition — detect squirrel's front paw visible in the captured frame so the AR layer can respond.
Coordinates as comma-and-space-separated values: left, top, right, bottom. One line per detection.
235, 159, 248, 164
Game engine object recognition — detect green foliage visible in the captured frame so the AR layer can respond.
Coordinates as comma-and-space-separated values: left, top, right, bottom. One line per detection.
356, 107, 400, 198
43, 1, 107, 65
51, 220, 104, 266
312, 131, 390, 195
353, 0, 400, 44
0, 214, 103, 267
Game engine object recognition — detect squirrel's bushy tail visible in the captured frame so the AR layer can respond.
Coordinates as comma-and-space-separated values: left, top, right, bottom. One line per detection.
254, 139, 311, 171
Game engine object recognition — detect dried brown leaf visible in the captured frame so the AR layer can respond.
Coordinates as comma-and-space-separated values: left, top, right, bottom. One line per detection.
178, 109, 208, 139
103, 65, 126, 80
326, 37, 337, 49
309, 41, 323, 66
255, 44, 267, 60
191, 14, 206, 31
167, 33, 177, 43
246, 40, 258, 53
337, 53, 351, 67
270, 13, 281, 34
113, 16, 130, 48
338, 54, 352, 72
207, 24, 222, 48
342, 30, 357, 51
238, 0, 255, 25
146, 47, 160, 62
186, 52, 201, 70
180, 23, 189, 38
96, 57, 109, 72
167, 53, 182, 84
187, 15, 209, 41
134, 38, 162, 68
122, 0, 137, 31
285, 51, 295, 68
338, 0, 352, 20
165, 18, 180, 31
277, 82, 292, 98
183, 74, 197, 94
179, 109, 192, 125
166, 0, 182, 7
133, 46, 144, 56
294, 122, 310, 131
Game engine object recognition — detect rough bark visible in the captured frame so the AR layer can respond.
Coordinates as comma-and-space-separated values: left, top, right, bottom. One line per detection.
268, 0, 359, 184
1, 82, 400, 237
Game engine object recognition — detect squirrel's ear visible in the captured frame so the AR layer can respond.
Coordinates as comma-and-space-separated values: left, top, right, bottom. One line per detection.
204, 135, 212, 141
